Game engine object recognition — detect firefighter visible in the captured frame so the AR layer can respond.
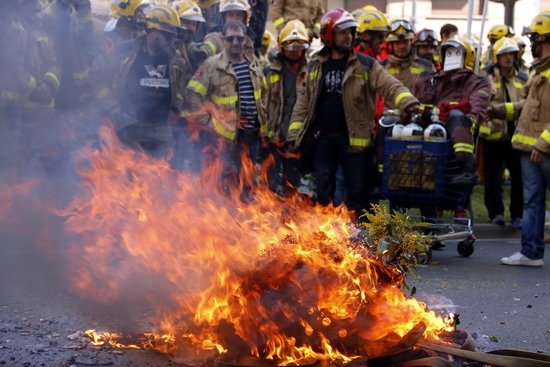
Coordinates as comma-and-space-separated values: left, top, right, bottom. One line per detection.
285, 8, 419, 221
353, 8, 390, 61
382, 19, 435, 97
498, 11, 550, 266
269, 0, 324, 42
414, 28, 441, 70
113, 4, 187, 157
185, 20, 267, 196
263, 20, 310, 195
482, 24, 514, 67
479, 37, 527, 228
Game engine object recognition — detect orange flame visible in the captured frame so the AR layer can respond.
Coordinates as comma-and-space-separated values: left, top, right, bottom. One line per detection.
57, 123, 449, 365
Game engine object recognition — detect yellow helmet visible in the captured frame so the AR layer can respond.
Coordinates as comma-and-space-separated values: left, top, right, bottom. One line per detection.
362, 5, 378, 12
110, 0, 146, 19
262, 30, 274, 48
492, 36, 519, 63
441, 35, 476, 70
173, 0, 205, 22
487, 24, 513, 42
357, 9, 390, 33
351, 8, 366, 20
219, 0, 251, 23
386, 19, 415, 42
277, 19, 309, 49
526, 10, 550, 36
143, 4, 181, 35
196, 0, 219, 10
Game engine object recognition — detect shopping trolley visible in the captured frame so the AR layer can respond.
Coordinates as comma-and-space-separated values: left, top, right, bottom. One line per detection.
381, 137, 476, 261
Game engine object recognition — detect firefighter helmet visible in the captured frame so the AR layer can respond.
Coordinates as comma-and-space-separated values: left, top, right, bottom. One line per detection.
356, 9, 390, 33
319, 8, 358, 46
525, 10, 550, 36
143, 4, 181, 35
386, 19, 415, 42
487, 24, 514, 42
219, 0, 251, 23
492, 36, 519, 63
173, 0, 205, 23
415, 28, 439, 46
278, 19, 309, 50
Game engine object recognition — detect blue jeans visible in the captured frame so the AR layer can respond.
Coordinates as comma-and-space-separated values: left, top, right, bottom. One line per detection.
520, 152, 550, 260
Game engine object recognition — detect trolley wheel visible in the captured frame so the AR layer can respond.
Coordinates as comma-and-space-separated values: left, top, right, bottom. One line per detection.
457, 236, 475, 257
416, 248, 432, 265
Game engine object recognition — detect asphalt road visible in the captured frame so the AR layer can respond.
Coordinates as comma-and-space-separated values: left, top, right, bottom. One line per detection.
1, 222, 549, 366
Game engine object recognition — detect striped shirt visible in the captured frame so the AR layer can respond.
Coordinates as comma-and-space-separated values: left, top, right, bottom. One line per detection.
231, 61, 258, 130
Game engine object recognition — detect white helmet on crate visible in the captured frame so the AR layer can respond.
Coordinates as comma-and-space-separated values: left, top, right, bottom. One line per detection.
423, 123, 447, 141
401, 123, 423, 140
388, 123, 405, 138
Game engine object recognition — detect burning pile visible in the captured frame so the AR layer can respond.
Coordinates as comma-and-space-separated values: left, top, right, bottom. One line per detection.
40, 124, 451, 365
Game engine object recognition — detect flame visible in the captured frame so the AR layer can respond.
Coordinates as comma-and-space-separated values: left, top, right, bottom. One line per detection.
54, 123, 449, 365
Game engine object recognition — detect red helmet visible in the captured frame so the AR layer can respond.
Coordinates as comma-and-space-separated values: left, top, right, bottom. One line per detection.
320, 8, 358, 46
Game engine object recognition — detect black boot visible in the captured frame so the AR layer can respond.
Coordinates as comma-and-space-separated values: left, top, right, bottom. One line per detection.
450, 153, 478, 185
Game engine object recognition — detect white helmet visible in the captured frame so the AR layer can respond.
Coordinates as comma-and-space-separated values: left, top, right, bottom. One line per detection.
424, 123, 447, 142
389, 124, 405, 138
401, 123, 423, 140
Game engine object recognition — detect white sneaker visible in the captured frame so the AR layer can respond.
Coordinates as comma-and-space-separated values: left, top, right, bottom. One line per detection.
501, 252, 544, 267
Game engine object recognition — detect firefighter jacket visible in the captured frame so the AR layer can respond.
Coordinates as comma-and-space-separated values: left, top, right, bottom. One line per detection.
479, 63, 528, 141
382, 54, 435, 90
381, 53, 435, 108
112, 36, 187, 116
263, 53, 308, 143
269, 0, 324, 36
17, 17, 62, 112
185, 50, 267, 142
506, 55, 550, 154
38, 0, 96, 109
412, 68, 491, 129
287, 50, 419, 153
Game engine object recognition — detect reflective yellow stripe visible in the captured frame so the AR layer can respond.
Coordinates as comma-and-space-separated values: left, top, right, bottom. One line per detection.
211, 94, 238, 105
419, 103, 435, 110
260, 124, 267, 135
479, 126, 491, 136
453, 142, 474, 154
44, 71, 60, 89
542, 130, 550, 144
540, 70, 550, 79
513, 81, 524, 89
288, 121, 303, 131
206, 40, 217, 55
269, 74, 280, 84
378, 163, 383, 173
187, 79, 208, 96
410, 66, 424, 75
511, 133, 537, 146
309, 69, 318, 80
212, 116, 236, 140
273, 17, 285, 28
180, 110, 189, 118
351, 72, 369, 80
395, 91, 412, 106
254, 89, 261, 100
349, 137, 371, 148
486, 132, 503, 140
494, 81, 501, 89
504, 102, 515, 121
387, 67, 399, 75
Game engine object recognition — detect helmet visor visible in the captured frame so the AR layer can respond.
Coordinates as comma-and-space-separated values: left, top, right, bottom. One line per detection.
390, 19, 414, 33
282, 41, 309, 51
417, 29, 439, 45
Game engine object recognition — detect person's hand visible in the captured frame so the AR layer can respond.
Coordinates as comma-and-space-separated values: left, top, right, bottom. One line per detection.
531, 148, 546, 164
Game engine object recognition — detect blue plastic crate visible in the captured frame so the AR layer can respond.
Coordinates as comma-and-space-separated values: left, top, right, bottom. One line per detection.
381, 138, 453, 202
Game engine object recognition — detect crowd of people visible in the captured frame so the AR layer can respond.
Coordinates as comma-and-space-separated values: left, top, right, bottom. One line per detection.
1, 0, 550, 267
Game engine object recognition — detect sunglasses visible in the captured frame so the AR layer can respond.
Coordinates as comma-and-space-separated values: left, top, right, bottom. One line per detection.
224, 35, 246, 43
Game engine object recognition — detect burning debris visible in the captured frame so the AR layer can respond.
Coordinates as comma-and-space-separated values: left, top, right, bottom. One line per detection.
50, 124, 453, 366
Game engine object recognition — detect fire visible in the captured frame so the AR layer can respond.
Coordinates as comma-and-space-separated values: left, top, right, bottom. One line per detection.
54, 123, 450, 365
